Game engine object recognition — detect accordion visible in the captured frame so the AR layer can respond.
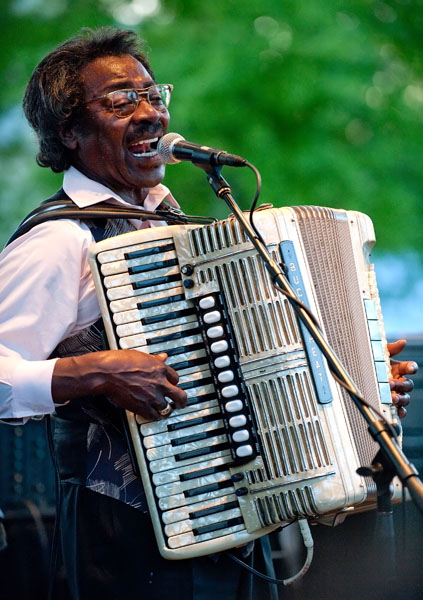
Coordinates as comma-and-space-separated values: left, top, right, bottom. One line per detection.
88, 205, 400, 559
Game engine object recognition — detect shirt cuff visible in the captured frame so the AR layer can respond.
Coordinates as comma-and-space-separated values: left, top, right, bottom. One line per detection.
11, 358, 58, 418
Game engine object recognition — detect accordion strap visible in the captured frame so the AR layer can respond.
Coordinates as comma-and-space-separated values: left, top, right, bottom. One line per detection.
7, 188, 216, 246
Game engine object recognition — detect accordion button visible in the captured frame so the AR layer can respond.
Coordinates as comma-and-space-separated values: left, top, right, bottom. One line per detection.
222, 385, 239, 399
229, 414, 247, 428
199, 296, 216, 310
218, 370, 234, 383
236, 445, 253, 458
203, 310, 221, 324
206, 325, 224, 339
232, 429, 249, 443
210, 340, 229, 353
225, 399, 243, 412
214, 355, 230, 369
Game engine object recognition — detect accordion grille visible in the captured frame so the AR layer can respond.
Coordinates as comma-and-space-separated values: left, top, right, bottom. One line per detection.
293, 206, 379, 469
254, 486, 318, 524
247, 374, 331, 481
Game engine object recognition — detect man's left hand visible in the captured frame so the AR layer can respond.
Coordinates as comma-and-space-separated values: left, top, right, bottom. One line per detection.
387, 339, 418, 419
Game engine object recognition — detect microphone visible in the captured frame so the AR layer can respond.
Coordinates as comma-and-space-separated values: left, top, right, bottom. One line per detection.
157, 132, 247, 167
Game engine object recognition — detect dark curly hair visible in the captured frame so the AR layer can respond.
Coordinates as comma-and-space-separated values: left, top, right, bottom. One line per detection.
23, 27, 154, 173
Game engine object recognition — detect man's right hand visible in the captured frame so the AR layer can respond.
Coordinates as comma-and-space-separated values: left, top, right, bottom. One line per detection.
52, 349, 188, 420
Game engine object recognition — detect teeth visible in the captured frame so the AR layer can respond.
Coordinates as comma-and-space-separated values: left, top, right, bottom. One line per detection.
132, 150, 159, 157
129, 136, 158, 148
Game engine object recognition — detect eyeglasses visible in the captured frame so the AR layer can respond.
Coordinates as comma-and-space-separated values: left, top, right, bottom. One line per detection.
85, 84, 173, 118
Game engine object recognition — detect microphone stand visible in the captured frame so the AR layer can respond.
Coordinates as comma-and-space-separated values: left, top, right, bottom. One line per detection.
200, 162, 423, 516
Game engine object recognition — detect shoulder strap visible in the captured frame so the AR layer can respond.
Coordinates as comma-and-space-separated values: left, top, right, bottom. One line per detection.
6, 188, 216, 246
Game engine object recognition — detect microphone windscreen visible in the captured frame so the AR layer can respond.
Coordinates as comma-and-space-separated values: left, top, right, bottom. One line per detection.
157, 132, 185, 164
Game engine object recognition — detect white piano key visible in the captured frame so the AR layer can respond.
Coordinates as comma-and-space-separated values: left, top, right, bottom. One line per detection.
143, 418, 224, 449
97, 237, 174, 264
103, 264, 181, 290
141, 405, 222, 436
119, 321, 201, 350
152, 453, 233, 486
149, 447, 231, 475
146, 433, 228, 461
113, 299, 191, 325
161, 492, 238, 525
154, 471, 232, 498
158, 482, 235, 511
100, 248, 178, 276
116, 312, 198, 338
109, 283, 184, 313
168, 523, 245, 549
155, 469, 231, 498
164, 507, 242, 537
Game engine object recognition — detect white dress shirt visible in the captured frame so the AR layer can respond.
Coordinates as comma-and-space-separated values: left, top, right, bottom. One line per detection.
0, 167, 177, 421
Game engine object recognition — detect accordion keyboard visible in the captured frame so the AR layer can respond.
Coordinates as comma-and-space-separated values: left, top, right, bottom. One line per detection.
92, 232, 266, 553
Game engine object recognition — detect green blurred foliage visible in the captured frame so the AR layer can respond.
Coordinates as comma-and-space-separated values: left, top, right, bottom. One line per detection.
0, 0, 422, 254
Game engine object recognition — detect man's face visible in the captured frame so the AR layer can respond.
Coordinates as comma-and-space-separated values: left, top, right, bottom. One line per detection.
70, 54, 170, 203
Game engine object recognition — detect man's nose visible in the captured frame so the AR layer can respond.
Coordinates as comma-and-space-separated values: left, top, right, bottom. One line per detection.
132, 98, 162, 122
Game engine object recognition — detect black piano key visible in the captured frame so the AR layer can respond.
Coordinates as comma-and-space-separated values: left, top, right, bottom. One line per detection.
150, 342, 205, 358
179, 462, 230, 482
175, 442, 230, 462
180, 376, 213, 390
168, 413, 220, 432
125, 242, 175, 260
137, 293, 185, 310
183, 479, 233, 499
146, 326, 201, 346
129, 258, 179, 275
186, 392, 216, 407
133, 273, 181, 290
142, 307, 196, 326
192, 516, 244, 536
171, 427, 226, 447
189, 500, 239, 520
170, 357, 209, 371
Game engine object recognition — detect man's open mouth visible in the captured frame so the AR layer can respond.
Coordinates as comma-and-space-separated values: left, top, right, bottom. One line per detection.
128, 136, 160, 158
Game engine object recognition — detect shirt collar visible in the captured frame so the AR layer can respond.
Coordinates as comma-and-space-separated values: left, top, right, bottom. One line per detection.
62, 166, 178, 212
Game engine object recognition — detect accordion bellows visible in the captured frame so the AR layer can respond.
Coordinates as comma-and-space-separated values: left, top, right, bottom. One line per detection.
89, 206, 400, 559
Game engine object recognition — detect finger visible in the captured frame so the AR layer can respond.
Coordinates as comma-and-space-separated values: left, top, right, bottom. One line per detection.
392, 393, 410, 408
390, 378, 414, 394
397, 407, 407, 419
165, 384, 188, 409
387, 340, 406, 358
155, 352, 168, 362
165, 364, 180, 386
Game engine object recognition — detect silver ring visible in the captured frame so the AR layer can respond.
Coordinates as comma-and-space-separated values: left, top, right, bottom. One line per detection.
158, 401, 173, 417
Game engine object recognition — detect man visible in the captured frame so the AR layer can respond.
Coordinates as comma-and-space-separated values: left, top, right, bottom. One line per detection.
0, 27, 417, 600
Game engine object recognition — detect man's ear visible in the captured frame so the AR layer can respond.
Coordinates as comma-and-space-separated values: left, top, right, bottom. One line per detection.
60, 126, 79, 151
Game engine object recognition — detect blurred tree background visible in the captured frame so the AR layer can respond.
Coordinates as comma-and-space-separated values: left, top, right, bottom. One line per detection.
0, 0, 422, 335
